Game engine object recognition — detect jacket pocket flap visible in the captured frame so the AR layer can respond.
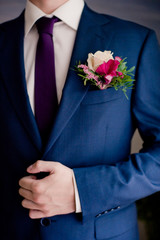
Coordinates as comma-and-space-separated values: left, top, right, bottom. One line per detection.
95, 204, 137, 240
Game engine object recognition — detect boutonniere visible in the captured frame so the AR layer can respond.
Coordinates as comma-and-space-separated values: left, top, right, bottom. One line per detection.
74, 51, 135, 98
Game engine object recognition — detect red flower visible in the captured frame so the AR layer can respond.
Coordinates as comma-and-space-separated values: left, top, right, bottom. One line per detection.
96, 59, 121, 84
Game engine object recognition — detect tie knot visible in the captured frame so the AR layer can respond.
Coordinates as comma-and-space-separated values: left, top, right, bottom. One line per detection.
36, 17, 59, 35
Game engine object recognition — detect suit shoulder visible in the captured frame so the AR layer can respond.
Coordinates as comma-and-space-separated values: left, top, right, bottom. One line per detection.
104, 14, 150, 33
87, 6, 152, 38
0, 11, 24, 32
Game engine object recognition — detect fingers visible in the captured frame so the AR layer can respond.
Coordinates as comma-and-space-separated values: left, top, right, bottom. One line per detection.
19, 161, 74, 219
19, 188, 33, 201
22, 200, 54, 219
27, 160, 57, 174
29, 210, 47, 219
19, 175, 37, 191
19, 185, 49, 213
22, 199, 40, 210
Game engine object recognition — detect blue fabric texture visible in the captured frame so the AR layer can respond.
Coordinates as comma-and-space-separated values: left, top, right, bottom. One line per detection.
0, 4, 160, 240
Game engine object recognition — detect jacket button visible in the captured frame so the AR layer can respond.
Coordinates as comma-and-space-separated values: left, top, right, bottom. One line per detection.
40, 218, 51, 227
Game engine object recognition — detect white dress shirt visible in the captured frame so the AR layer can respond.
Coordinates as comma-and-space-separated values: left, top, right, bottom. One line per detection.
24, 0, 84, 213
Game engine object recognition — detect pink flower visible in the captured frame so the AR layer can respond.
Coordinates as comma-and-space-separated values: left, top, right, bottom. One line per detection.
96, 80, 109, 90
115, 56, 122, 62
74, 51, 135, 98
84, 69, 99, 81
96, 59, 120, 84
78, 64, 99, 81
117, 71, 124, 79
78, 64, 89, 70
104, 74, 113, 84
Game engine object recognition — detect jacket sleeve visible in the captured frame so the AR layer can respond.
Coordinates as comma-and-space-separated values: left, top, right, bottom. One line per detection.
73, 29, 160, 221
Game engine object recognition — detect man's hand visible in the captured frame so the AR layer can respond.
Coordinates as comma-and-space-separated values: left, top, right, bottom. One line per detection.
19, 160, 76, 219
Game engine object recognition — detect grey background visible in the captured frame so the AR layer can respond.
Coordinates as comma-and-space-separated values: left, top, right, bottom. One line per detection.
0, 1, 160, 239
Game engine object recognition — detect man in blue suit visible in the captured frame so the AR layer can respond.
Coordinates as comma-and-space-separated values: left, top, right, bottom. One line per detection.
0, 0, 160, 239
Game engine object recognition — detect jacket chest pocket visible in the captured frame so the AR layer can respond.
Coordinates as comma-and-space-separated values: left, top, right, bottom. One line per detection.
81, 87, 123, 105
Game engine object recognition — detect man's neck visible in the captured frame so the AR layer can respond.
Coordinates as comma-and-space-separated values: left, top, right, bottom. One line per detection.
29, 0, 69, 14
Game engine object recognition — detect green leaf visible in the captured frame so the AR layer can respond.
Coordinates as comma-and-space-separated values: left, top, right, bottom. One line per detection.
127, 66, 135, 73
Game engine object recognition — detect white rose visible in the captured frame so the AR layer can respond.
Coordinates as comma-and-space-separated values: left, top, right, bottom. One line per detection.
87, 51, 114, 72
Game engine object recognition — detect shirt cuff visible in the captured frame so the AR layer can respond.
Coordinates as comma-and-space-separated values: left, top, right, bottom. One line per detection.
72, 170, 82, 213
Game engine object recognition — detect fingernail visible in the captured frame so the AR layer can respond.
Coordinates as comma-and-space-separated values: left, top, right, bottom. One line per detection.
27, 165, 33, 171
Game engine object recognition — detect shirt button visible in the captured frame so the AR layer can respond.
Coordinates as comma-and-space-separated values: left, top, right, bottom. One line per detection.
40, 218, 51, 227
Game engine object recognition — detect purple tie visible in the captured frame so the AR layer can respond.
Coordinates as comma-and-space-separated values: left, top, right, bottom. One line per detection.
35, 17, 59, 143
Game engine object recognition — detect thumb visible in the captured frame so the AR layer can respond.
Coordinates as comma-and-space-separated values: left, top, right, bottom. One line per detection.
27, 160, 55, 174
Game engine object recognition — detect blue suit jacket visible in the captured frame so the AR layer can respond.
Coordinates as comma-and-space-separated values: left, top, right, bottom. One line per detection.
0, 4, 160, 240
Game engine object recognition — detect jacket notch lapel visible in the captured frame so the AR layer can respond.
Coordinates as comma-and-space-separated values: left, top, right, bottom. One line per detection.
43, 5, 113, 157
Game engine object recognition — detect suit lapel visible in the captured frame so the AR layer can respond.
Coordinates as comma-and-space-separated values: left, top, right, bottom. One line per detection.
0, 6, 113, 157
0, 12, 42, 151
43, 5, 112, 157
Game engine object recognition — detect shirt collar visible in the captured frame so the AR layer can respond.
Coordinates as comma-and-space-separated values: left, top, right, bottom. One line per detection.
25, 0, 84, 37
